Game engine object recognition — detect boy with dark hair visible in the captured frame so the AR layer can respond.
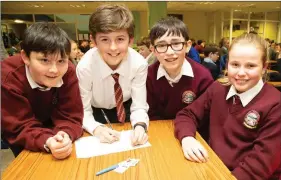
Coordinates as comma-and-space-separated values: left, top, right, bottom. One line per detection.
202, 47, 221, 80
1, 23, 84, 159
136, 37, 156, 65
76, 4, 149, 146
147, 17, 213, 121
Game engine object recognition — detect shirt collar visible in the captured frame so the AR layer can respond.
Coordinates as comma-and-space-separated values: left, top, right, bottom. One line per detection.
226, 79, 264, 107
157, 58, 194, 81
145, 53, 153, 61
204, 57, 216, 65
25, 65, 63, 91
97, 48, 129, 79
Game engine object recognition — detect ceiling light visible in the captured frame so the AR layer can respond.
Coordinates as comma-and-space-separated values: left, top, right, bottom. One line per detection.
14, 19, 24, 23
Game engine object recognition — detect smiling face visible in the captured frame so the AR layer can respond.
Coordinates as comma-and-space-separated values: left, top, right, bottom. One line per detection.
152, 31, 187, 78
22, 51, 69, 88
93, 29, 133, 70
227, 43, 265, 93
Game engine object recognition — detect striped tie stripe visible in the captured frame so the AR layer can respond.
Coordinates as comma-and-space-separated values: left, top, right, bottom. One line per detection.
112, 73, 125, 123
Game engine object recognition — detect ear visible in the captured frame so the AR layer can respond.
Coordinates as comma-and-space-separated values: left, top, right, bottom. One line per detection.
129, 37, 134, 47
186, 40, 192, 47
21, 50, 30, 66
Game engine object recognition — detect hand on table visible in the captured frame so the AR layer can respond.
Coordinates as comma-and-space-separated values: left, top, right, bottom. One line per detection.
93, 126, 120, 143
181, 136, 208, 163
46, 131, 72, 160
131, 125, 148, 146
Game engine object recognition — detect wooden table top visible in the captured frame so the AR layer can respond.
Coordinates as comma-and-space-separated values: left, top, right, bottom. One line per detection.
2, 121, 236, 180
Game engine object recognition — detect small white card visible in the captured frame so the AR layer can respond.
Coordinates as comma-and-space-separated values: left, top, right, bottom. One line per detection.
114, 158, 140, 174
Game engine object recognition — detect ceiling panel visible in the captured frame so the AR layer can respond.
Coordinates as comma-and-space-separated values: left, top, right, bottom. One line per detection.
1, 1, 280, 14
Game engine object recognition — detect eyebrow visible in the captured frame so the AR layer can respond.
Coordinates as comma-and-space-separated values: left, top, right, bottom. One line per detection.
156, 39, 184, 44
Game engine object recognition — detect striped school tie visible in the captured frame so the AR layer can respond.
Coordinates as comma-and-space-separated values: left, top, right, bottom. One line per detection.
112, 73, 125, 123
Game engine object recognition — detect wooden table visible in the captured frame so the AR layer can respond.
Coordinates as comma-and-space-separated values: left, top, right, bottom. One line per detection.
2, 121, 236, 180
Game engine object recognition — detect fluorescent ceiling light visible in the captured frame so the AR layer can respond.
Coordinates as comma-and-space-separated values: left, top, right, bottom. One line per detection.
14, 19, 24, 23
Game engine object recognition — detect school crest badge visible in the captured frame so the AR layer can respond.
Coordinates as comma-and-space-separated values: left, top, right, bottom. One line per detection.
182, 91, 196, 104
243, 110, 260, 129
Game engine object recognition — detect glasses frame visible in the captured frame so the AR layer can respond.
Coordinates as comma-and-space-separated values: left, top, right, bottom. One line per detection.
154, 42, 186, 53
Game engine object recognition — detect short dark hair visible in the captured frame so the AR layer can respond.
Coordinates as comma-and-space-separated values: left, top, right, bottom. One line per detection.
203, 47, 219, 57
21, 22, 71, 58
197, 40, 203, 45
136, 37, 151, 49
149, 17, 189, 45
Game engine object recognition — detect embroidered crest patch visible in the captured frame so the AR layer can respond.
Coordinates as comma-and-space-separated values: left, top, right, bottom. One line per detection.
182, 91, 196, 104
243, 110, 260, 129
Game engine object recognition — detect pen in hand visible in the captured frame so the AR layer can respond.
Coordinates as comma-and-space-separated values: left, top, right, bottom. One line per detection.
101, 109, 113, 129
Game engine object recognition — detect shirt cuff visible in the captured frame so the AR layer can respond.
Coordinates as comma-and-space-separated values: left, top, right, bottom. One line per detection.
82, 115, 104, 136
130, 109, 149, 129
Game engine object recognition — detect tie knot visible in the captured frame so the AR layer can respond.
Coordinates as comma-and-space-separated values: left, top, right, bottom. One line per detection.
112, 73, 119, 82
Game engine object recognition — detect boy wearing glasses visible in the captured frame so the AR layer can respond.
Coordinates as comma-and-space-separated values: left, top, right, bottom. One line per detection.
147, 17, 213, 120
76, 5, 149, 146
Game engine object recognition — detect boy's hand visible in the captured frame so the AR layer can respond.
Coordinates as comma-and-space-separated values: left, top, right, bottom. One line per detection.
181, 136, 208, 163
93, 126, 120, 143
46, 132, 72, 160
131, 126, 148, 146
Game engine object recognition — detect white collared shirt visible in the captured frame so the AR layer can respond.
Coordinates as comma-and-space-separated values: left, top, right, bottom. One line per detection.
76, 47, 149, 135
226, 79, 264, 107
25, 65, 63, 91
157, 59, 194, 87
145, 53, 153, 61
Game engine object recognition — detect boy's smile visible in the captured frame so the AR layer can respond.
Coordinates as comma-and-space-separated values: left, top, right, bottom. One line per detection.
153, 31, 187, 78
22, 51, 68, 88
93, 29, 133, 70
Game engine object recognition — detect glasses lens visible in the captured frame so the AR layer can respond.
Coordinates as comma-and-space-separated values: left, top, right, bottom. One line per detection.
156, 44, 167, 53
171, 42, 184, 51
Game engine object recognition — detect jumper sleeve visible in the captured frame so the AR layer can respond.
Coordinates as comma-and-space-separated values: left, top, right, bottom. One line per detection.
1, 85, 55, 152
174, 83, 213, 142
52, 63, 84, 141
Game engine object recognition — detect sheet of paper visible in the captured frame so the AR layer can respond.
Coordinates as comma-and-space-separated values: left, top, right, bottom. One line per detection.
75, 130, 151, 158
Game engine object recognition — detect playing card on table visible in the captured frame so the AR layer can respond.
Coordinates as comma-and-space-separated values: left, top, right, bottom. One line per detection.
113, 158, 140, 173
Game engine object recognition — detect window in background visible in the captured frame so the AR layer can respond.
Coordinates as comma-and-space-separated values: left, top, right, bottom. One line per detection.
266, 11, 280, 21
56, 23, 77, 41
250, 12, 265, 20
34, 14, 55, 22
1, 14, 33, 22
265, 22, 278, 41
55, 14, 77, 23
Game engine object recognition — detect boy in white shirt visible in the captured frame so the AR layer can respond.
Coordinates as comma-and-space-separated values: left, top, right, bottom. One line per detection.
76, 4, 149, 146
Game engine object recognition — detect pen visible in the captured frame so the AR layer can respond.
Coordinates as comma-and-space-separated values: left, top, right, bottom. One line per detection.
101, 109, 113, 129
96, 164, 119, 176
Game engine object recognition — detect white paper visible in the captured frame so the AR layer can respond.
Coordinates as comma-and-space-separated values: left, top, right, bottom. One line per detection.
75, 130, 151, 158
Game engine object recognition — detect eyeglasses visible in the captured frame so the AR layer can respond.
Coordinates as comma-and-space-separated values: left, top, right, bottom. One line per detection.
154, 42, 186, 53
